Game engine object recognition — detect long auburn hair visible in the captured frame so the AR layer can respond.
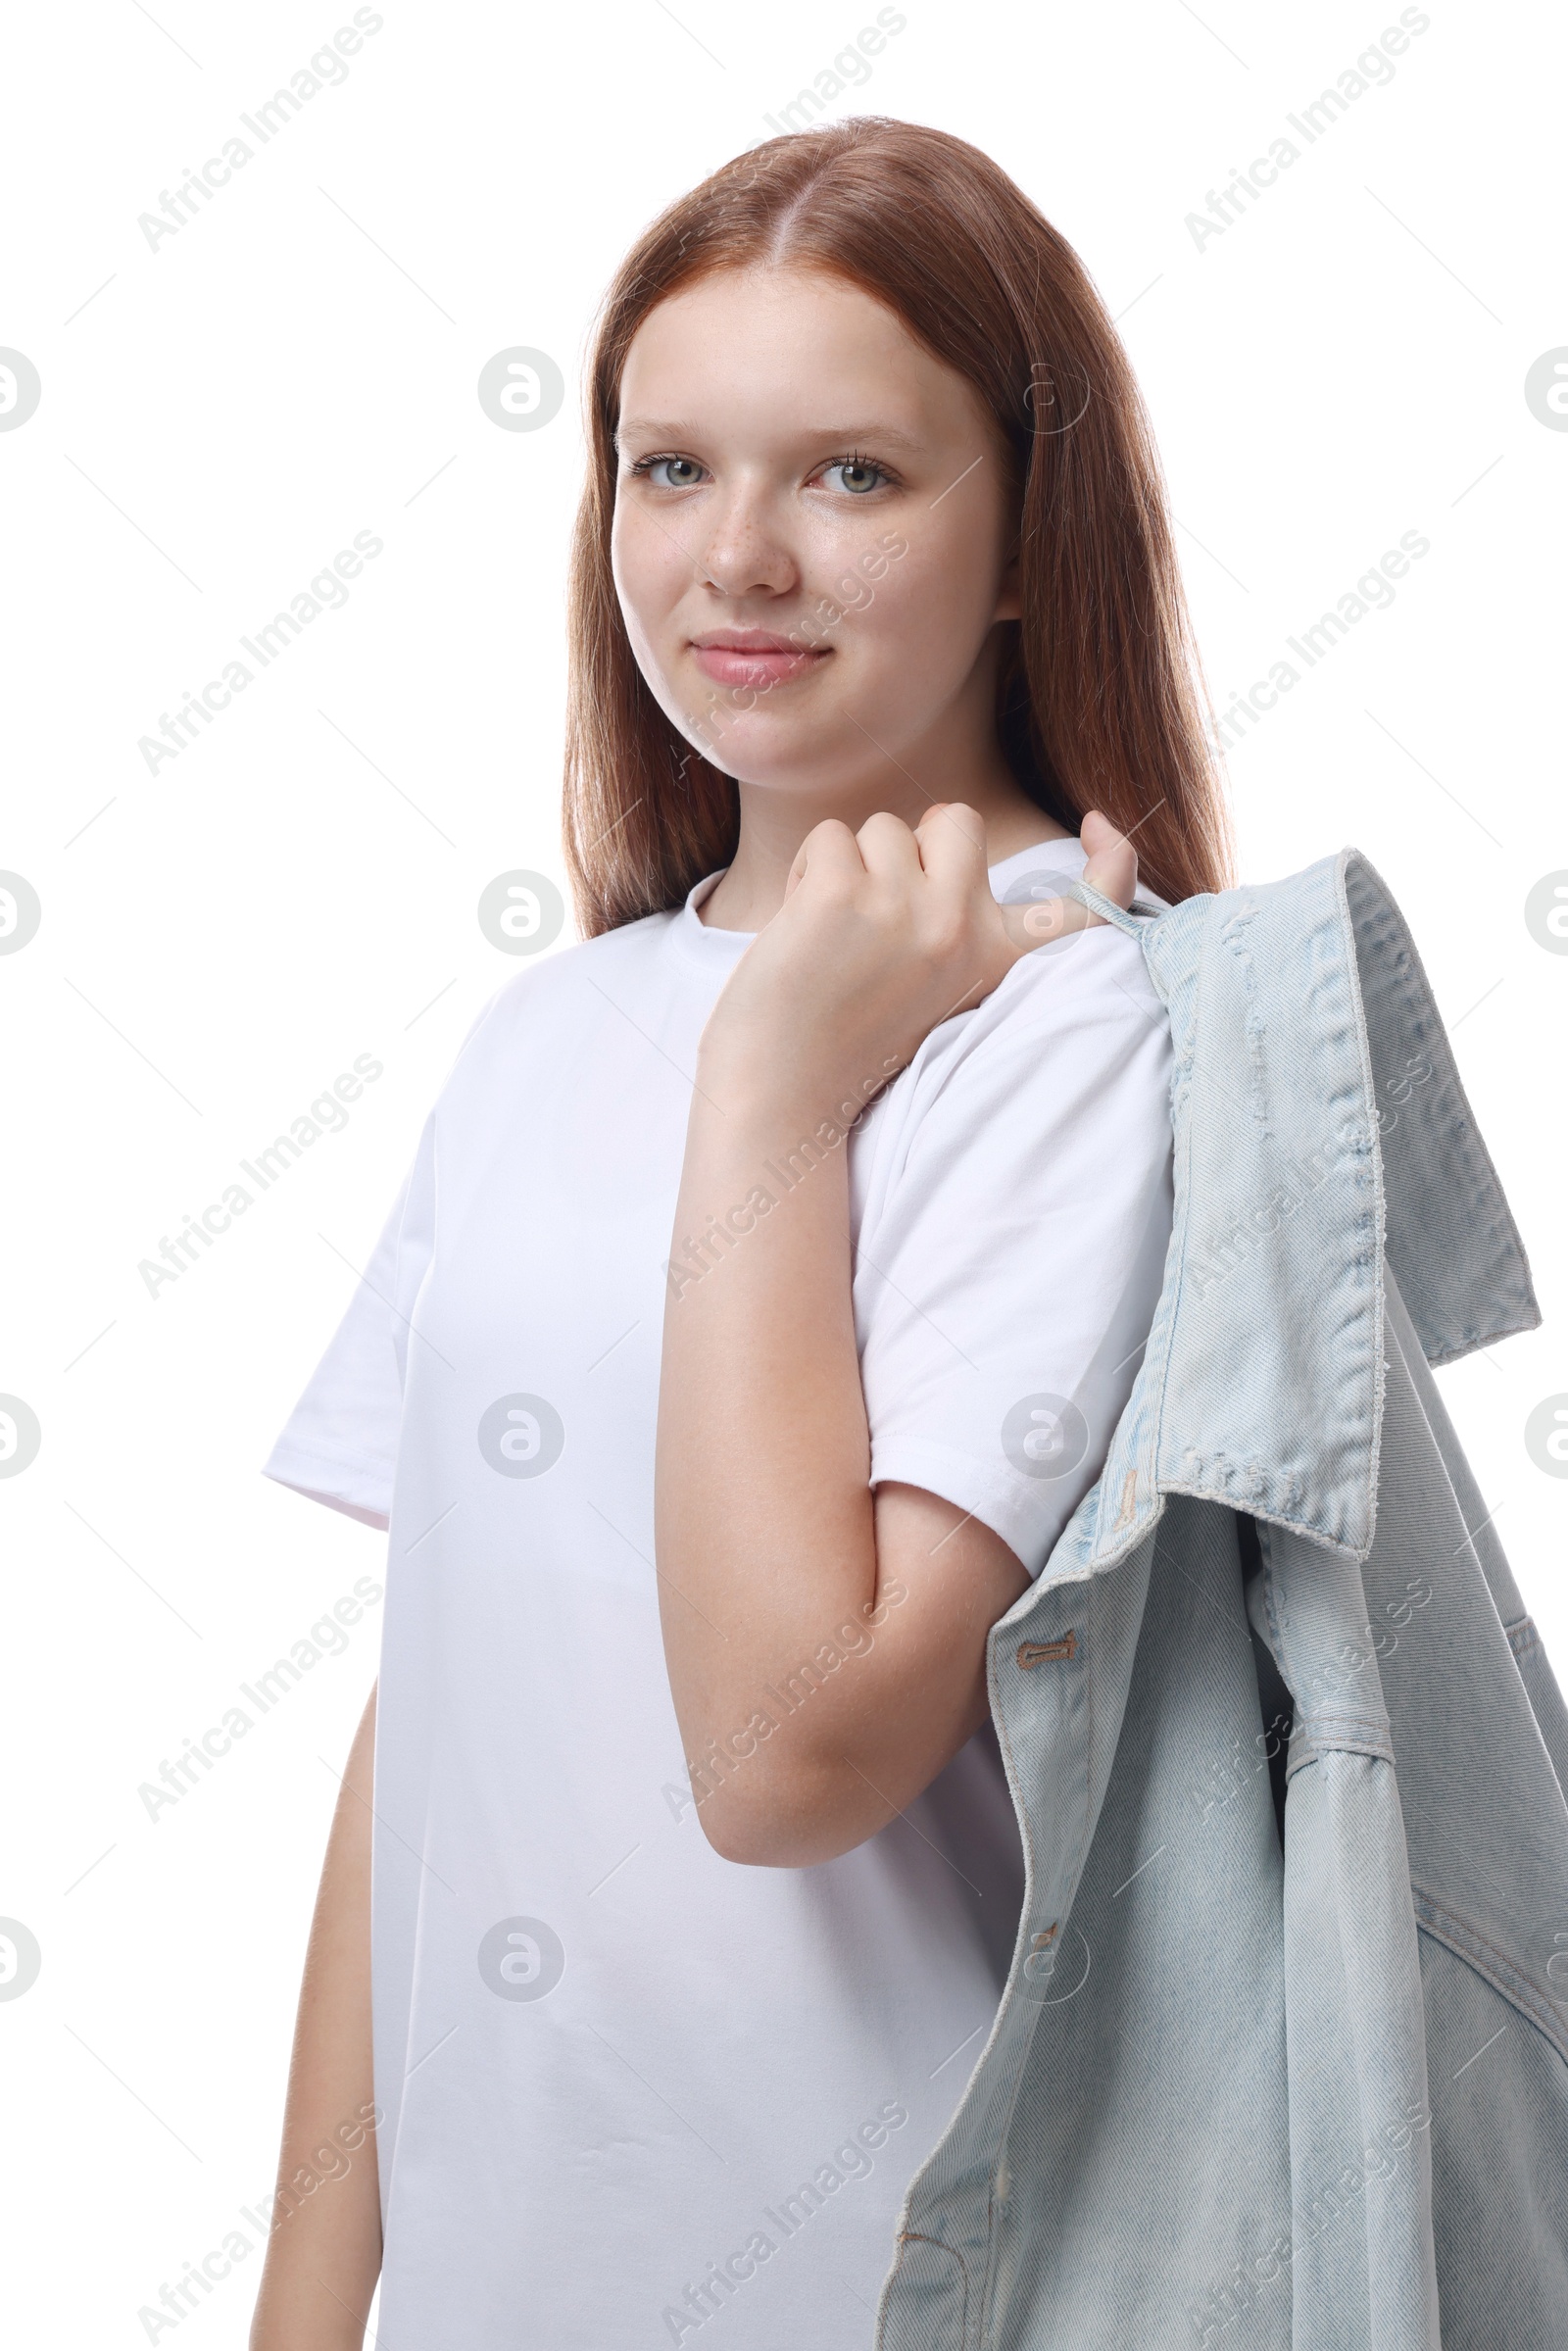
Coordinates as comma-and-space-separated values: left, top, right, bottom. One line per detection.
563, 117, 1233, 934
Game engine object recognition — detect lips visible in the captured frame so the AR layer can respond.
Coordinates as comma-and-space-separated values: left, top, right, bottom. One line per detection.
689, 631, 829, 691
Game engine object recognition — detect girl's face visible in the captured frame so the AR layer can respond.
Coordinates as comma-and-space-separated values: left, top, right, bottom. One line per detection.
611, 264, 1022, 802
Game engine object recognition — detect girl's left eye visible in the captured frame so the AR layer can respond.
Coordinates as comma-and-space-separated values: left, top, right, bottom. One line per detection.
816, 456, 891, 496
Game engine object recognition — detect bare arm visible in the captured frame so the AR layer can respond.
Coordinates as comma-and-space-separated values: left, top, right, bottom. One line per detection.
249, 1681, 381, 2350
658, 1056, 1030, 1866
655, 807, 1136, 1867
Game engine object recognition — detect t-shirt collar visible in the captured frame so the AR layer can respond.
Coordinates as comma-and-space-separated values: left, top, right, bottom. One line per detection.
673, 868, 754, 968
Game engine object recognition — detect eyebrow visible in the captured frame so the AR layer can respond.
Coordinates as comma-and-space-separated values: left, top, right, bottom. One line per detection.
614, 418, 927, 454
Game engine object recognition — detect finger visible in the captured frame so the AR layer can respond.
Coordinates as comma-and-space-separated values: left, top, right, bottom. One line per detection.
785, 816, 867, 901
995, 891, 1092, 956
991, 813, 1137, 958
855, 808, 926, 882
910, 799, 988, 888
1079, 808, 1138, 911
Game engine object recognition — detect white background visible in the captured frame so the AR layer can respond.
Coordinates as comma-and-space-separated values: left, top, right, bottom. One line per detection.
2, 0, 1564, 2339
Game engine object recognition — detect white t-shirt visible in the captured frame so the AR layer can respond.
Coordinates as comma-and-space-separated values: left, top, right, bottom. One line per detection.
264, 834, 1174, 2347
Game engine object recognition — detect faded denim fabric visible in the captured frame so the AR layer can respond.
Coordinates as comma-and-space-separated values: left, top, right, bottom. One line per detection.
875, 852, 1568, 2350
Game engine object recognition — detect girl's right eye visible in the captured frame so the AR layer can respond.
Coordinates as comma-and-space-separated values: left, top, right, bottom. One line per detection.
631, 455, 706, 489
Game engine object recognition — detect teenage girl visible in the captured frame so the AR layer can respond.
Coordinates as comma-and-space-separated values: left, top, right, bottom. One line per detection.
249, 116, 1231, 2349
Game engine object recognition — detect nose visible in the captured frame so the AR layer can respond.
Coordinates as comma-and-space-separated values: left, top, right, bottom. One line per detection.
693, 476, 798, 601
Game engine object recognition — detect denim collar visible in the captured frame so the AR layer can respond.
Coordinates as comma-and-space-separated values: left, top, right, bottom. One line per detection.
1051, 851, 1539, 1577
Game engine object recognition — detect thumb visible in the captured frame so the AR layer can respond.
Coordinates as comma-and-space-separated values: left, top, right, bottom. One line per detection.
1079, 808, 1138, 912
994, 811, 1141, 959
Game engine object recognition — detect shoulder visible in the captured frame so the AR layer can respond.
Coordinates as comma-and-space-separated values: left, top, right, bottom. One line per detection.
962, 917, 1171, 1076
453, 907, 677, 1057
412, 910, 680, 1133
885, 920, 1172, 1178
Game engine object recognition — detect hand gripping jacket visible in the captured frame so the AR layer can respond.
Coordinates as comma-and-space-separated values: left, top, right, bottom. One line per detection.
874, 852, 1568, 2351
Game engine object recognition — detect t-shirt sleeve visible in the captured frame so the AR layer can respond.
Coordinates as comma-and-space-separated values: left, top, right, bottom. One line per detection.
261, 1116, 435, 1531
854, 932, 1174, 1581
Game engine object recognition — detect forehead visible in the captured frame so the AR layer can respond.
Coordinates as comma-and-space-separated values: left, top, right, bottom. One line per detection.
616, 265, 976, 443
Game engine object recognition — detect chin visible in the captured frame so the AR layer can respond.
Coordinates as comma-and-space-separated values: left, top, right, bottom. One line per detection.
706, 739, 876, 800
691, 694, 898, 782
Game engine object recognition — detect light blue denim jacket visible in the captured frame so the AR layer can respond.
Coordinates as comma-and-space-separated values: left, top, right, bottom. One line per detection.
876, 851, 1568, 2350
